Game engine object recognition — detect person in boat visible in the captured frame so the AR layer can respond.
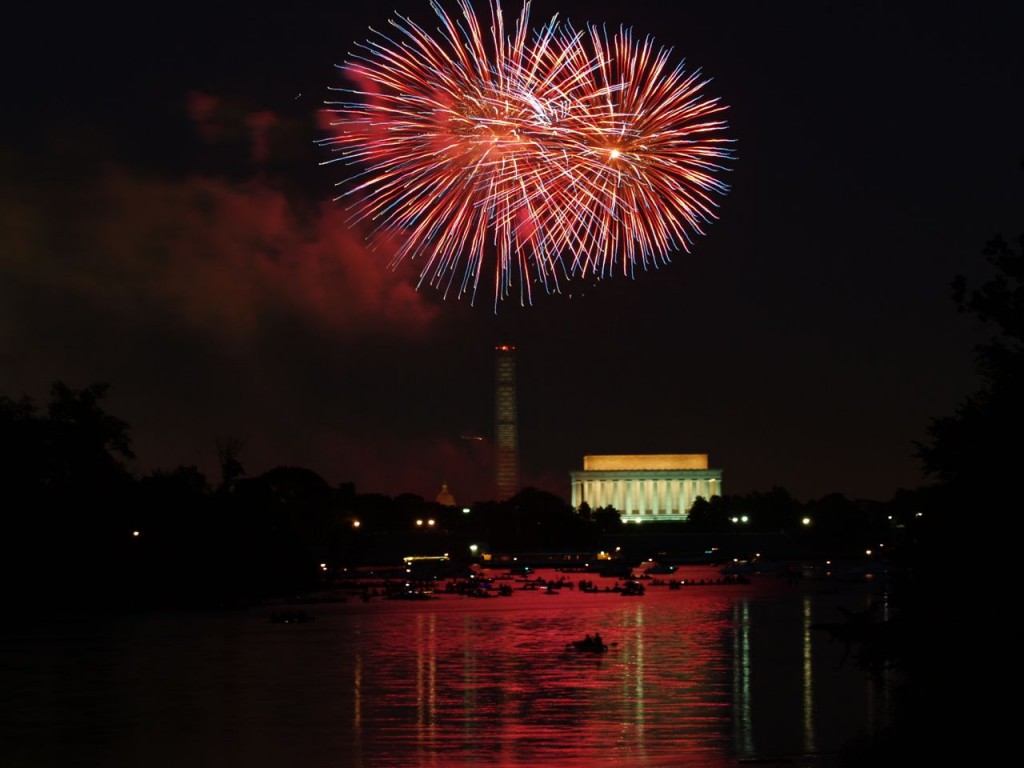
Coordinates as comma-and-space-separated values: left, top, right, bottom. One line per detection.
593, 632, 603, 648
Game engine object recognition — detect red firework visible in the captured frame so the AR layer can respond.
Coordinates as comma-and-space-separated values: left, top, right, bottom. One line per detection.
319, 0, 735, 309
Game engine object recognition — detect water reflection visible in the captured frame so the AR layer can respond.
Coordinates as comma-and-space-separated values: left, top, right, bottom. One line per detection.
802, 596, 816, 755
0, 568, 896, 768
733, 599, 753, 757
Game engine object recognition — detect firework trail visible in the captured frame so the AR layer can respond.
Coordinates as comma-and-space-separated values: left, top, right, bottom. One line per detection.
319, 0, 735, 309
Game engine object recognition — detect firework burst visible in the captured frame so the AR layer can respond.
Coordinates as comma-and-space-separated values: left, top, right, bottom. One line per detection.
319, 0, 735, 309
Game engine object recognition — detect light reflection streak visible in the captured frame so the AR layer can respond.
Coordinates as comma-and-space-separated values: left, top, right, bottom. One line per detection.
353, 647, 364, 766
864, 590, 898, 739
878, 591, 899, 732
627, 603, 646, 760
415, 612, 439, 766
801, 595, 817, 755
732, 600, 754, 756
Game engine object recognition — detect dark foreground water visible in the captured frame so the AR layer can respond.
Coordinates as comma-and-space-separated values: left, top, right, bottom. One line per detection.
0, 567, 902, 768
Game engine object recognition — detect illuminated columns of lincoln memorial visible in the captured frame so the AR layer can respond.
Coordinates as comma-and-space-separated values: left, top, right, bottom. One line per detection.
570, 454, 722, 523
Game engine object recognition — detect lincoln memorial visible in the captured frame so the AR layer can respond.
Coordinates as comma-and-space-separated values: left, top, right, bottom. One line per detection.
570, 454, 722, 523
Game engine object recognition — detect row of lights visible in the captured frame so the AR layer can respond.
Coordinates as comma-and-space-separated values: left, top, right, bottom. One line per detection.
728, 516, 814, 525
348, 509, 473, 530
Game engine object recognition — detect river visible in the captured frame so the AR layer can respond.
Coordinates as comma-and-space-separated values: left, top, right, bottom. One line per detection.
0, 566, 901, 767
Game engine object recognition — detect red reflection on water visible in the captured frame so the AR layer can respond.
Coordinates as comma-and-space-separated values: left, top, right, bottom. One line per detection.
0, 566, 894, 768
339, 566, 883, 767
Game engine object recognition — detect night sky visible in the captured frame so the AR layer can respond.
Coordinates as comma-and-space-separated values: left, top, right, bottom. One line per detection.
2, 1, 1021, 506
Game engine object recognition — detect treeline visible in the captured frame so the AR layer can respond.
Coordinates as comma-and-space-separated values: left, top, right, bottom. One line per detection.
0, 385, 621, 610
0, 379, 925, 610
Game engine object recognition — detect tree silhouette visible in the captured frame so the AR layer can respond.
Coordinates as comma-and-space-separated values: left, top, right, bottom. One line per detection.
1, 382, 136, 605
872, 161, 1024, 768
915, 230, 1024, 502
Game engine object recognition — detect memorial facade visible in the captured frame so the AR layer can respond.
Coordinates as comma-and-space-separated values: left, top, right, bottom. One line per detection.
569, 454, 722, 523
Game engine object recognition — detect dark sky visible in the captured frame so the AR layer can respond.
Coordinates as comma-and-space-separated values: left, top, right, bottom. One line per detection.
2, 1, 1021, 505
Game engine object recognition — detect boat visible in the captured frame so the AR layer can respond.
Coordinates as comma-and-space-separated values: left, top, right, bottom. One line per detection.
568, 635, 609, 653
619, 580, 645, 596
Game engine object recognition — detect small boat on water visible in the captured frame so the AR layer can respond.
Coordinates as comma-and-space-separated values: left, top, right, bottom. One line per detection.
619, 580, 645, 596
568, 635, 609, 653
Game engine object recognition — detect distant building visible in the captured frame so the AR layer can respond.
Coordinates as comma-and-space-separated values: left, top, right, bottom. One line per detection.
436, 482, 455, 507
570, 454, 722, 523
